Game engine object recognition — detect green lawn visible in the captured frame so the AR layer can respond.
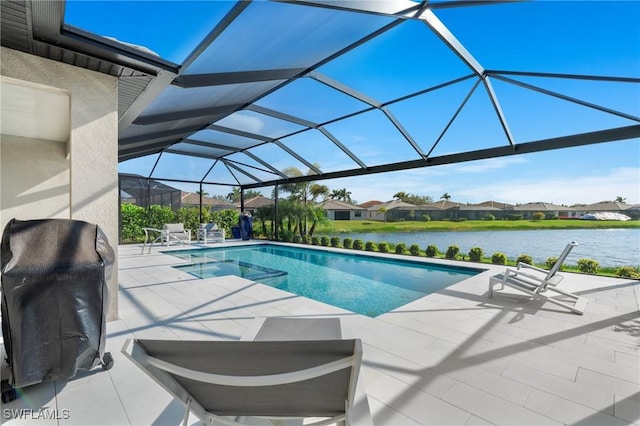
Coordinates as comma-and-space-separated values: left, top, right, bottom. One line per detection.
316, 219, 640, 234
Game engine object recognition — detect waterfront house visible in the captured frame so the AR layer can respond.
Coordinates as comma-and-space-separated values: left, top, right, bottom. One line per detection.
366, 200, 419, 221
319, 199, 365, 220
508, 202, 573, 219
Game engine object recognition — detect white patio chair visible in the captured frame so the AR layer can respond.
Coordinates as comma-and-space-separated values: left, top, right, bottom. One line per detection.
122, 317, 368, 426
489, 241, 587, 314
161, 223, 191, 246
197, 223, 225, 244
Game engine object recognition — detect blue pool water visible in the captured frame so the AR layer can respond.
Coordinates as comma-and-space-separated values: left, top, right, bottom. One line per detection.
167, 244, 482, 317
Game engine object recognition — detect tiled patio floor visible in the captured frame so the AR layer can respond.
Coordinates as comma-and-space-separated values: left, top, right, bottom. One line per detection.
2, 241, 639, 425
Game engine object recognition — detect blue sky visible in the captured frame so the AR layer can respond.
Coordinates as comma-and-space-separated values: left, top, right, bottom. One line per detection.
66, 1, 640, 205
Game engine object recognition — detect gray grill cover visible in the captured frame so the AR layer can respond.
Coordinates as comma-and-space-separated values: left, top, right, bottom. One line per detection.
1, 218, 114, 388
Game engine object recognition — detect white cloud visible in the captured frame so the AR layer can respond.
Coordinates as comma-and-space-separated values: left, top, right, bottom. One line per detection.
218, 112, 264, 134
450, 167, 640, 205
453, 156, 529, 173
326, 168, 449, 203
325, 166, 640, 206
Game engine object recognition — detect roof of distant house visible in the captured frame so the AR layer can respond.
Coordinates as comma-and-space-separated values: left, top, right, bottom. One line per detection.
359, 200, 385, 208
367, 200, 417, 211
181, 192, 234, 207
237, 195, 275, 209
477, 200, 515, 209
510, 202, 570, 211
319, 199, 364, 211
580, 201, 634, 211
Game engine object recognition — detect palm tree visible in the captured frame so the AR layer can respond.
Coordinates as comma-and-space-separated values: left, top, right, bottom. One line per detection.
244, 189, 262, 200
441, 193, 452, 200
195, 190, 209, 196
227, 187, 242, 202
278, 165, 328, 236
254, 206, 274, 239
310, 184, 330, 202
615, 196, 627, 203
393, 191, 408, 202
330, 188, 352, 203
307, 205, 329, 236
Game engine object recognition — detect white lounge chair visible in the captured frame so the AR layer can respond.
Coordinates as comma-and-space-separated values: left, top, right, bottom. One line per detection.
197, 223, 225, 244
489, 241, 587, 314
122, 317, 368, 426
161, 223, 191, 246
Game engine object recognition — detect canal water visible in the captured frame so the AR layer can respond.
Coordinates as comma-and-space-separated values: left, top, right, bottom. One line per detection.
320, 228, 640, 267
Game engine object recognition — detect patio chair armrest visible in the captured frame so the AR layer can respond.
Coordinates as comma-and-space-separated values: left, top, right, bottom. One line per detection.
517, 262, 547, 274
504, 267, 543, 283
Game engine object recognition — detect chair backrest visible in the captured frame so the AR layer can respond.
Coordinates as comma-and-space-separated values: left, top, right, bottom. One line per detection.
126, 338, 361, 419
546, 241, 578, 279
163, 223, 185, 233
200, 223, 218, 231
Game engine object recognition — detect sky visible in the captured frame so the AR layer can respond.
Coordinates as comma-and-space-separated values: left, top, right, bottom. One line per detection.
65, 0, 640, 206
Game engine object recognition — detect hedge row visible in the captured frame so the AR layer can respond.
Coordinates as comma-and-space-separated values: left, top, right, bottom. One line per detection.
285, 236, 639, 279
120, 204, 239, 242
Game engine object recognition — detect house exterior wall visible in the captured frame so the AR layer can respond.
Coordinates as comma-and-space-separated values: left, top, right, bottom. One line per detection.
1, 47, 119, 321
1, 135, 71, 220
326, 210, 363, 220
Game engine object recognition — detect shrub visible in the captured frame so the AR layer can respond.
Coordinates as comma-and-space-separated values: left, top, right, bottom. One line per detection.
301, 235, 310, 244
176, 206, 211, 235
147, 204, 176, 230
425, 244, 438, 257
292, 235, 302, 243
210, 209, 240, 238
615, 266, 640, 279
343, 237, 353, 249
516, 254, 533, 265
577, 258, 599, 274
491, 252, 507, 265
483, 214, 495, 221
279, 230, 293, 242
422, 214, 431, 222
545, 256, 561, 270
120, 203, 146, 241
409, 244, 421, 256
445, 245, 459, 259
378, 242, 390, 253
505, 213, 523, 221
532, 212, 545, 221
320, 236, 330, 246
395, 242, 407, 255
353, 239, 364, 250
330, 237, 340, 247
468, 247, 484, 262
311, 236, 320, 245
365, 241, 376, 251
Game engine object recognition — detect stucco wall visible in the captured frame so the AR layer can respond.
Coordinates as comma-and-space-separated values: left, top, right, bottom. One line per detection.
1, 47, 119, 320
1, 135, 71, 221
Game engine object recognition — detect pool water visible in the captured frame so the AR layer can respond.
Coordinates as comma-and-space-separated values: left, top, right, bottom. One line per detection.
168, 244, 482, 317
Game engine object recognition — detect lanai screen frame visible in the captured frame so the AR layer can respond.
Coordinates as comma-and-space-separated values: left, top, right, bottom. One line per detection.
115, 0, 640, 212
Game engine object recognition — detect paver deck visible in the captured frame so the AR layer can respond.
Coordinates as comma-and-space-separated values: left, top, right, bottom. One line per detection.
2, 241, 638, 425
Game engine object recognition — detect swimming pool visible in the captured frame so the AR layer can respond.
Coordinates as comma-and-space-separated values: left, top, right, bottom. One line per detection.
167, 244, 482, 317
